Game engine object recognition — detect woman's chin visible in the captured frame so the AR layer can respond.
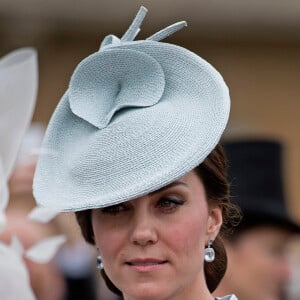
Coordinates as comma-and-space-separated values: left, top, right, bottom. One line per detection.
123, 283, 170, 300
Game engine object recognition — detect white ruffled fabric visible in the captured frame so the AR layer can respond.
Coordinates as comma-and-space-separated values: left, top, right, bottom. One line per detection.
0, 233, 66, 300
0, 241, 36, 300
0, 48, 38, 229
28, 206, 60, 223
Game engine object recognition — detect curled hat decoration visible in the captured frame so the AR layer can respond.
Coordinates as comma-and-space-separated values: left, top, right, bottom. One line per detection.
69, 7, 185, 129
69, 49, 165, 129
33, 6, 230, 211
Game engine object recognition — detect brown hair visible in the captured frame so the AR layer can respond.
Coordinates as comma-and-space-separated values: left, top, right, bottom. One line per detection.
195, 143, 240, 292
75, 143, 240, 295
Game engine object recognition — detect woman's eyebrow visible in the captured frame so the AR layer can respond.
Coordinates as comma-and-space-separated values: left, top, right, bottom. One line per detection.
149, 181, 188, 196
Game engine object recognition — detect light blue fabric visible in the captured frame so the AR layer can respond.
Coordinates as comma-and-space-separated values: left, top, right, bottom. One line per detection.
33, 6, 230, 211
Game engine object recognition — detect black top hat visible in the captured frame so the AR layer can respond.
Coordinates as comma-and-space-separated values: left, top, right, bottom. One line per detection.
223, 139, 300, 233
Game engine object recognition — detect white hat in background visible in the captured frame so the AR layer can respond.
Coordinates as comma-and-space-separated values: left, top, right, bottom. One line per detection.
0, 48, 38, 229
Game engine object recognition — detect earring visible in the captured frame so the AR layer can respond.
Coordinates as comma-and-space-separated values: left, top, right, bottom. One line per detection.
97, 256, 104, 270
204, 239, 215, 263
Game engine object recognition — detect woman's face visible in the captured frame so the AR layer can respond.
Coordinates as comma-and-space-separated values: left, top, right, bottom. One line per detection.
92, 171, 222, 300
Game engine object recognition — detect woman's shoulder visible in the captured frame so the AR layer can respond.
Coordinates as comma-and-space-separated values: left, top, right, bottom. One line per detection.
215, 295, 238, 300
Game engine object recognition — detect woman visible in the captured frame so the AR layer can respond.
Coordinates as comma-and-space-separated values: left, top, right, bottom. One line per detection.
33, 6, 239, 300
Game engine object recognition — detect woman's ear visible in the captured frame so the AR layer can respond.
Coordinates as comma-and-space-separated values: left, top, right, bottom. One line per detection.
206, 206, 223, 240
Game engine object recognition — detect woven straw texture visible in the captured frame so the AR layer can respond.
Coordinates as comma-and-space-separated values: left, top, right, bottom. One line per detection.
33, 8, 230, 211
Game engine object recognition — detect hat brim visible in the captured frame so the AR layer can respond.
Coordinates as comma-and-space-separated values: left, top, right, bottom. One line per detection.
236, 214, 300, 234
237, 208, 300, 234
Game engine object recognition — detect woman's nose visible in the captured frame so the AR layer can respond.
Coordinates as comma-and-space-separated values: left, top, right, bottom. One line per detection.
129, 204, 158, 247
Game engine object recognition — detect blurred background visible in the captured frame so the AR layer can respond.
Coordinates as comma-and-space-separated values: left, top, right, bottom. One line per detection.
1, 0, 299, 225
1, 0, 300, 299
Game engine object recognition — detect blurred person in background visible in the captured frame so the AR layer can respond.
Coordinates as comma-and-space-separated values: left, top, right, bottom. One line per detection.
4, 124, 66, 300
214, 140, 300, 300
8, 124, 118, 300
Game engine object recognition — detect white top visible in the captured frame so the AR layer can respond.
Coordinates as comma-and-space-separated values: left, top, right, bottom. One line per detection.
216, 295, 238, 300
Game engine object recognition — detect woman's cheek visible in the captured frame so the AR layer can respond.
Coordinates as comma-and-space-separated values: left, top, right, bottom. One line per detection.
165, 220, 204, 256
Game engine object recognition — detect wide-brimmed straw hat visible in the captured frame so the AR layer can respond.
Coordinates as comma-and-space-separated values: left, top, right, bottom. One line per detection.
33, 7, 230, 211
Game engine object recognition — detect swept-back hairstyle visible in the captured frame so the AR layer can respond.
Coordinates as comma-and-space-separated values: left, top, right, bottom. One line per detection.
75, 143, 240, 295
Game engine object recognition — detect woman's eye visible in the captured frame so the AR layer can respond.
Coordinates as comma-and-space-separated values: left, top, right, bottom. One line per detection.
101, 204, 128, 215
157, 197, 185, 212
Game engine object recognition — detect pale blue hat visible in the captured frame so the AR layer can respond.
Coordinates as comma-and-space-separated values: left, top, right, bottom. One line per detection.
33, 7, 230, 211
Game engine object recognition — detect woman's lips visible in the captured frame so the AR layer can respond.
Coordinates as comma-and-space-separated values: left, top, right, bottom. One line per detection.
126, 258, 168, 272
